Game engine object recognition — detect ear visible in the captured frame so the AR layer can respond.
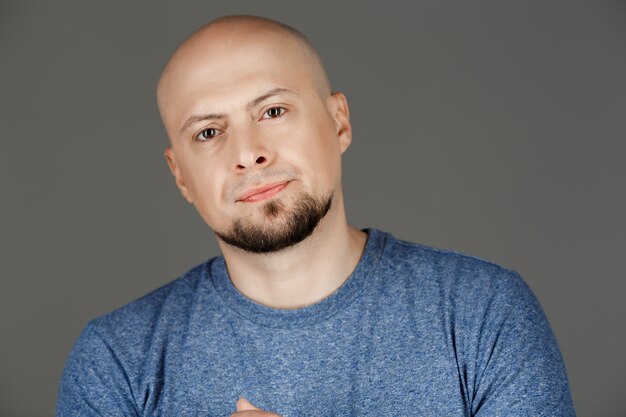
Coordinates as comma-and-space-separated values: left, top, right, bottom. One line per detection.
327, 92, 352, 154
164, 147, 193, 203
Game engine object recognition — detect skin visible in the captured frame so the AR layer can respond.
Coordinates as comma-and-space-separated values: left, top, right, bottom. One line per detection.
157, 18, 367, 413
233, 398, 279, 417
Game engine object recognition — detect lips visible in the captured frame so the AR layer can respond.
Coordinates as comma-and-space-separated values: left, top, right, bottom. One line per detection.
237, 181, 289, 203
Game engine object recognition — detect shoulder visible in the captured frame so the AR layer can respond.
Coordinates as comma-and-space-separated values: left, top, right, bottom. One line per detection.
372, 231, 574, 415
86, 258, 216, 349
58, 258, 220, 414
375, 230, 553, 340
376, 229, 524, 290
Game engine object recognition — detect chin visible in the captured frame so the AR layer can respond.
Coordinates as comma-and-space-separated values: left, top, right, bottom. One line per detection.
215, 191, 333, 254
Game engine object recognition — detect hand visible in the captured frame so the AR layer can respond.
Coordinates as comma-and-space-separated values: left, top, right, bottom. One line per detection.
229, 398, 282, 417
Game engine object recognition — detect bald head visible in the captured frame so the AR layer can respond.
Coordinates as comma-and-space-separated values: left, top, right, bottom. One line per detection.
157, 15, 332, 119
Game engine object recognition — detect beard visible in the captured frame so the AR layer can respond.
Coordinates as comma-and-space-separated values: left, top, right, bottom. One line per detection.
215, 191, 333, 254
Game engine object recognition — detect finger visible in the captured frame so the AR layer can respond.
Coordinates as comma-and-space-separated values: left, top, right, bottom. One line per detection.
236, 397, 260, 412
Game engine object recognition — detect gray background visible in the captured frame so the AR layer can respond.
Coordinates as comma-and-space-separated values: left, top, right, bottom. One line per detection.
1, 1, 624, 416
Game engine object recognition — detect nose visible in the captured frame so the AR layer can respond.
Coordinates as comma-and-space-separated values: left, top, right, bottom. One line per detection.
229, 126, 273, 173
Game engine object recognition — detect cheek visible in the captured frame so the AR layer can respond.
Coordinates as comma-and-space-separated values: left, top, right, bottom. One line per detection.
182, 162, 226, 216
292, 127, 342, 188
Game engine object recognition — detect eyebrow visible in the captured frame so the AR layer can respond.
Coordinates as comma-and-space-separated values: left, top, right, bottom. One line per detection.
179, 87, 298, 134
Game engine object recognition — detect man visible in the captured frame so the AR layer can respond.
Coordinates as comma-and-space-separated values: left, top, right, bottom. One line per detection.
57, 15, 575, 417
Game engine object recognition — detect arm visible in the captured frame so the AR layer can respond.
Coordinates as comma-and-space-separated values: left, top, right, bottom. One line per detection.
56, 323, 140, 417
469, 272, 576, 416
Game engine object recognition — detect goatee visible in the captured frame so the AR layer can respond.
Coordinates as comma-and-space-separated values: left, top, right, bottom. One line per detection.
215, 191, 333, 254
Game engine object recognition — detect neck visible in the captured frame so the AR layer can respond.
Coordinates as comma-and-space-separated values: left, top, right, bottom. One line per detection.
218, 195, 367, 309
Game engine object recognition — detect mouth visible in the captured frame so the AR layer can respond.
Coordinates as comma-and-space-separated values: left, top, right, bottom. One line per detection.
237, 181, 290, 203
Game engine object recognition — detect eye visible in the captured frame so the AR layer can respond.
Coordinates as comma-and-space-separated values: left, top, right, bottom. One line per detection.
195, 127, 220, 142
262, 106, 287, 119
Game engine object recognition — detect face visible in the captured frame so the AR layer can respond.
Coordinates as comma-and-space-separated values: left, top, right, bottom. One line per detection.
159, 29, 352, 253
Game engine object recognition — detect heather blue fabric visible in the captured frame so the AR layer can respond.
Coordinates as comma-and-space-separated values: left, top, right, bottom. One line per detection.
57, 229, 575, 416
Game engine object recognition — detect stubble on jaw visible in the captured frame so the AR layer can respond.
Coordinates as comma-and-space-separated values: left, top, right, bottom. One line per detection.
215, 191, 333, 254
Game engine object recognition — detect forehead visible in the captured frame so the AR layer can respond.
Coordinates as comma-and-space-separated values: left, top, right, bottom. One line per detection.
159, 31, 319, 126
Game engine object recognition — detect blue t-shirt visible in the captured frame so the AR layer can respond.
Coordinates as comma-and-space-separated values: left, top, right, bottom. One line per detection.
57, 229, 575, 416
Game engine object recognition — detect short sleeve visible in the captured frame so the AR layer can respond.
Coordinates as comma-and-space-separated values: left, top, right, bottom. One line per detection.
470, 271, 576, 416
56, 322, 140, 417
